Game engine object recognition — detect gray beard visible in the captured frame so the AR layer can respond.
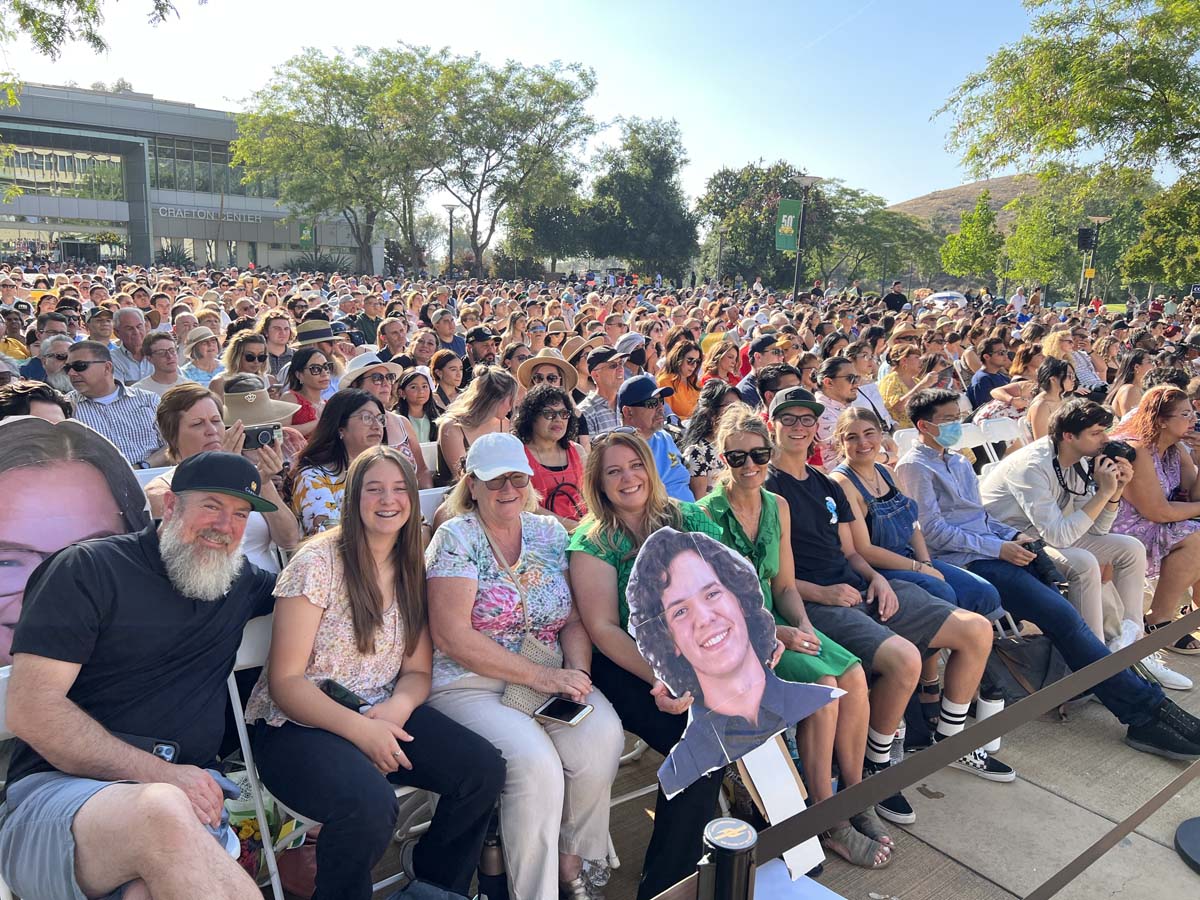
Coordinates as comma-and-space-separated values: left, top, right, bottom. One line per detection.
158, 515, 246, 602
45, 370, 72, 393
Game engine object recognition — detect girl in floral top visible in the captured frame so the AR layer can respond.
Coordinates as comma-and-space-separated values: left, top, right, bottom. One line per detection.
246, 446, 504, 900
426, 432, 623, 900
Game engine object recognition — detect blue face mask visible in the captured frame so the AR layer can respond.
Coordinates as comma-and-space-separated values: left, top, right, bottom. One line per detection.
933, 421, 962, 448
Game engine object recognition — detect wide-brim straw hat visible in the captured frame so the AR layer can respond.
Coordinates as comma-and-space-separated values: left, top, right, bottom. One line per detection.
222, 388, 301, 427
517, 348, 578, 392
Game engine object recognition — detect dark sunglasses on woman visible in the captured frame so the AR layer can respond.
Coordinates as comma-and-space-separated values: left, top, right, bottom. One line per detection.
723, 447, 773, 468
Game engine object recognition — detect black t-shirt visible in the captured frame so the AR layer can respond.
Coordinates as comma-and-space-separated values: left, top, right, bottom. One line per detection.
764, 464, 864, 589
8, 526, 276, 786
883, 291, 907, 313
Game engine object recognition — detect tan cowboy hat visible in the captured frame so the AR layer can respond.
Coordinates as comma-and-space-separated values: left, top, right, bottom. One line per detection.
183, 325, 219, 356
561, 334, 603, 364
222, 387, 301, 427
517, 347, 578, 392
546, 319, 568, 335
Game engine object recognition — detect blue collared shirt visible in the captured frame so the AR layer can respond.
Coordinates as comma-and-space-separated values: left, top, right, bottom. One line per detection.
894, 442, 1017, 567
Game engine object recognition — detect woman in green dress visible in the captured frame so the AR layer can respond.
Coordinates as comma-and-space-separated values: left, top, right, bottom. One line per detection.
698, 404, 892, 869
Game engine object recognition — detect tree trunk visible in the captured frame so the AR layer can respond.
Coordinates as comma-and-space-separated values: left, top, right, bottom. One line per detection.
357, 210, 377, 274
550, 255, 558, 273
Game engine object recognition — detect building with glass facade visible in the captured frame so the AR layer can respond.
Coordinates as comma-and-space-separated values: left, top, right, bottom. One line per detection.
0, 83, 381, 271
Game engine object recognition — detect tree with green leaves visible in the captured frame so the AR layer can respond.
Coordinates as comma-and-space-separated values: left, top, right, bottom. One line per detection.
1122, 176, 1200, 288
233, 45, 444, 273
503, 164, 586, 273
940, 191, 1004, 281
586, 118, 698, 279
942, 0, 1200, 176
430, 56, 595, 277
695, 160, 829, 288
2, 0, 204, 57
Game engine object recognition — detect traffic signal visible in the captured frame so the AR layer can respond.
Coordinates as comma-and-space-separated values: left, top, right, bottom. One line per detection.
1077, 227, 1097, 251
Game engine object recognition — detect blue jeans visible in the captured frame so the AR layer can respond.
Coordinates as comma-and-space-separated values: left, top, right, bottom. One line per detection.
883, 560, 1004, 621
967, 558, 1161, 728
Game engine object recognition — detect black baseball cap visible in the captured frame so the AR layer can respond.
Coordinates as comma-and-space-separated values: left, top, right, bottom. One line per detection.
587, 345, 622, 368
749, 334, 782, 356
617, 374, 673, 408
170, 451, 278, 512
769, 386, 825, 420
465, 325, 496, 343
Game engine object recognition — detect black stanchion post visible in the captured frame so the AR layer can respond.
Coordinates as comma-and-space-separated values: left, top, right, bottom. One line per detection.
695, 817, 757, 900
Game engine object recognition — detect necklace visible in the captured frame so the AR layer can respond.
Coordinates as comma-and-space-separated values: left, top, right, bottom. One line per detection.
851, 462, 887, 497
726, 488, 761, 541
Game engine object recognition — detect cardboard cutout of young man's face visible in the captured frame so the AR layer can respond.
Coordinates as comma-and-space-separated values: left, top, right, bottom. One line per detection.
627, 528, 839, 798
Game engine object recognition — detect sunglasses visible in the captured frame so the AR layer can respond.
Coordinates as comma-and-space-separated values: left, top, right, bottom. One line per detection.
592, 425, 638, 446
630, 397, 664, 411
43, 352, 69, 362
63, 359, 105, 373
530, 372, 562, 385
306, 363, 335, 375
539, 408, 571, 422
683, 356, 700, 366
243, 353, 268, 363
477, 472, 530, 491
828, 373, 861, 384
723, 447, 773, 468
775, 412, 818, 427
363, 372, 396, 385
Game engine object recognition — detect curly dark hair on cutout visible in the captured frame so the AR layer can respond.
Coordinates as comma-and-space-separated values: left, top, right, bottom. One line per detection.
512, 383, 579, 447
626, 529, 777, 704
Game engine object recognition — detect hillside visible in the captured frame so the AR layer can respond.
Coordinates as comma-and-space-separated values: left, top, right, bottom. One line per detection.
888, 174, 1036, 233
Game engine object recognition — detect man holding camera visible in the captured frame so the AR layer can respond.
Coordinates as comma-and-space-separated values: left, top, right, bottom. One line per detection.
896, 389, 1200, 761
980, 400, 1191, 690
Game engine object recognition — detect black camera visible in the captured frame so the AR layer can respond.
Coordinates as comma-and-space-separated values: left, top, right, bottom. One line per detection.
242, 423, 282, 450
1022, 538, 1068, 589
1100, 440, 1137, 464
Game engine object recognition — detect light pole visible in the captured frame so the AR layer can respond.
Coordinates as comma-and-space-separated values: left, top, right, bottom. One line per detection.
443, 204, 458, 279
789, 175, 822, 303
1084, 215, 1112, 302
880, 242, 898, 298
716, 224, 729, 286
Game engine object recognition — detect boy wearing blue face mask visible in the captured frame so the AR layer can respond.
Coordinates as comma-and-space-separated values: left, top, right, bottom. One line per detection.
896, 388, 1200, 762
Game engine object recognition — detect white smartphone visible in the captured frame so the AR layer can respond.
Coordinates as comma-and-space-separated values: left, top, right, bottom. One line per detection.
534, 696, 593, 727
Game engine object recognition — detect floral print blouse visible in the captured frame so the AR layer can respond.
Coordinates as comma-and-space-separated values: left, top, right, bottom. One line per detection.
291, 465, 346, 535
245, 535, 407, 727
425, 511, 573, 689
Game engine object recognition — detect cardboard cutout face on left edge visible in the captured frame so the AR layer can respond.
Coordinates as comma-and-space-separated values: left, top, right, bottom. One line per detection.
626, 527, 839, 798
0, 416, 152, 664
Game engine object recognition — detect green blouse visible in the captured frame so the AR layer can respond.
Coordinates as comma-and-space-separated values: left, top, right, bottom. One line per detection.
567, 500, 723, 629
697, 484, 780, 612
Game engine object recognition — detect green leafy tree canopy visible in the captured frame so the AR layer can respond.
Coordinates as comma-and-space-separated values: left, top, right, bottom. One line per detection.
940, 190, 1003, 280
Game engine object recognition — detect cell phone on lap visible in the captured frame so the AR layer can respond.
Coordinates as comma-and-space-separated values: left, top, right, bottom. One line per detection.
533, 697, 593, 726
320, 679, 370, 712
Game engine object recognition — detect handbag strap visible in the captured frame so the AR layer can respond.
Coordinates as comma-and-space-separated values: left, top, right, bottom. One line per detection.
480, 519, 534, 635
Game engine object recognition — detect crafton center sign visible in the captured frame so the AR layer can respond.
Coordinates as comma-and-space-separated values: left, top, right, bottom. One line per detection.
156, 206, 272, 224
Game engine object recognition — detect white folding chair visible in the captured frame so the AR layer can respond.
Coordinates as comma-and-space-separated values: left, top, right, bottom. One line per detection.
419, 486, 449, 526
893, 428, 919, 457
419, 441, 437, 472
979, 416, 1021, 447
227, 616, 431, 899
0, 667, 12, 900
133, 465, 173, 488
954, 421, 987, 453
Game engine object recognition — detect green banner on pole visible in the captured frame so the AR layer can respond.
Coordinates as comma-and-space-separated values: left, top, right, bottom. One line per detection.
775, 199, 802, 251
299, 223, 315, 250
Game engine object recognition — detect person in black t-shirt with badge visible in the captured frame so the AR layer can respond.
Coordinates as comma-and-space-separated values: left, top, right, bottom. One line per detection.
0, 451, 277, 900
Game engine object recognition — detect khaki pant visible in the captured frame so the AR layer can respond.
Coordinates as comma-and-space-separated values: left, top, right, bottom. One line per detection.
428, 675, 624, 900
1044, 532, 1147, 642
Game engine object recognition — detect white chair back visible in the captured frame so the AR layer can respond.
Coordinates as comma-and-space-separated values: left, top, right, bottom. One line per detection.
420, 486, 449, 525
134, 466, 173, 488
0, 666, 11, 742
894, 428, 920, 457
955, 421, 987, 451
234, 616, 274, 672
980, 416, 1021, 445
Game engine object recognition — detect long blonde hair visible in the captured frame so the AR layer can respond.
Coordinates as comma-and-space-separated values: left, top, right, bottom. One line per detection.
330, 446, 426, 655
580, 431, 683, 556
437, 365, 517, 430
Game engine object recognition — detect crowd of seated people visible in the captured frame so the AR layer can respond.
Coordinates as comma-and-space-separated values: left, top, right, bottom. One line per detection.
3, 266, 1200, 900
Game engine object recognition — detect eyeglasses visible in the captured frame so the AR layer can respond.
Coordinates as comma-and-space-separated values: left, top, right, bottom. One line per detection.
513, 354, 533, 364
540, 408, 572, 421
723, 446, 773, 468
683, 356, 700, 366
630, 397, 664, 411
43, 352, 69, 362
363, 372, 396, 385
1166, 409, 1198, 420
530, 325, 547, 333
63, 315, 81, 324
63, 359, 106, 373
530, 372, 562, 385
243, 353, 268, 363
305, 363, 335, 375
775, 412, 818, 427
477, 472, 530, 491
350, 412, 386, 427
150, 347, 178, 358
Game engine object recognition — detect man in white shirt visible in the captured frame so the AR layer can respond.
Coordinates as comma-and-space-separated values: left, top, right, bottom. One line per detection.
110, 308, 154, 385
814, 355, 859, 467
1009, 287, 1027, 317
134, 332, 192, 396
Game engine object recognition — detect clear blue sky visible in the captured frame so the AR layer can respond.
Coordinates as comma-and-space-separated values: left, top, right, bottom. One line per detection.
0, 0, 1032, 205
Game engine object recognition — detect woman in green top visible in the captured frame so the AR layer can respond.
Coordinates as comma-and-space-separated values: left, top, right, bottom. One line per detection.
567, 429, 729, 900
698, 404, 892, 869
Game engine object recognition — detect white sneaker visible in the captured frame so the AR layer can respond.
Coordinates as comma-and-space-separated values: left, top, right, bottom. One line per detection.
1143, 651, 1194, 691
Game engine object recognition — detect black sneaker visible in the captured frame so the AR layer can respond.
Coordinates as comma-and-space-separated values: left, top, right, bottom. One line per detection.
1157, 698, 1200, 744
863, 760, 916, 825
1125, 716, 1200, 761
949, 747, 1016, 783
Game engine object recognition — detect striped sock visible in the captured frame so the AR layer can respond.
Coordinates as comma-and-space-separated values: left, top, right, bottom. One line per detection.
866, 727, 894, 765
935, 698, 971, 740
